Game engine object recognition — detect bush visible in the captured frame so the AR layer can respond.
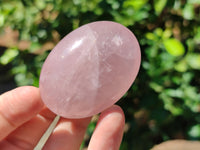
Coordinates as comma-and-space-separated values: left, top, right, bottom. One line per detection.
0, 0, 200, 149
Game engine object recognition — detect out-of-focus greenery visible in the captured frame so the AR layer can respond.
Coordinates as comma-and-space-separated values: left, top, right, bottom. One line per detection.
0, 0, 200, 149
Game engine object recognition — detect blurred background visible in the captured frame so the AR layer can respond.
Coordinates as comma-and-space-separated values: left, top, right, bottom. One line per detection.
0, 0, 200, 149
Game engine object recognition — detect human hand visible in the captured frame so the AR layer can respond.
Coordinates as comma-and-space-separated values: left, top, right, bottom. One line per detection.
0, 86, 125, 150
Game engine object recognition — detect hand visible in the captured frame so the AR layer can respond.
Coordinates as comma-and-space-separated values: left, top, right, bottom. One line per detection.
0, 86, 125, 150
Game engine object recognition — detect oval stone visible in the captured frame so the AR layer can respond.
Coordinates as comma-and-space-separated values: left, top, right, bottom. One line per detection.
39, 21, 141, 118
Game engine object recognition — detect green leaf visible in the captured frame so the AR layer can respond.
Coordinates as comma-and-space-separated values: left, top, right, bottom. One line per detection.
186, 39, 195, 51
162, 28, 172, 39
154, 0, 167, 15
194, 27, 200, 43
0, 14, 5, 27
35, 0, 46, 10
188, 0, 200, 4
163, 38, 185, 56
0, 48, 19, 65
165, 89, 184, 98
174, 59, 188, 72
123, 0, 149, 10
149, 82, 163, 92
188, 125, 200, 138
30, 42, 41, 52
145, 32, 156, 40
186, 54, 200, 70
183, 4, 194, 20
155, 28, 163, 37
160, 93, 183, 116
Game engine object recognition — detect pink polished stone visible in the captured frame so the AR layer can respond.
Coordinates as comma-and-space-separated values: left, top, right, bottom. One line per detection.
39, 21, 141, 118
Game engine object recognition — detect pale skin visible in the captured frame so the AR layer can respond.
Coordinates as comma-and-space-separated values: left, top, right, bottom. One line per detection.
0, 86, 125, 150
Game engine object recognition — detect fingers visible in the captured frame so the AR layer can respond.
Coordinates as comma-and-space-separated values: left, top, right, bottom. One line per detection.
2, 109, 91, 150
88, 105, 125, 150
0, 86, 91, 150
0, 86, 44, 140
43, 117, 91, 150
1, 107, 56, 150
0, 86, 124, 150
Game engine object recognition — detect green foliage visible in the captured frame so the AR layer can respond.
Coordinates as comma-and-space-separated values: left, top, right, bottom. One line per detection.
0, 48, 19, 65
163, 38, 185, 56
0, 0, 200, 149
188, 124, 200, 139
154, 0, 167, 15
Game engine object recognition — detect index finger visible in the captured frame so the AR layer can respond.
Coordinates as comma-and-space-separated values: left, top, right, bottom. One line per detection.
0, 86, 44, 140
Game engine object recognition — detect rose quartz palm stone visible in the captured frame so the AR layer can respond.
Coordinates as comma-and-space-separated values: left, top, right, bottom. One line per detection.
39, 21, 141, 118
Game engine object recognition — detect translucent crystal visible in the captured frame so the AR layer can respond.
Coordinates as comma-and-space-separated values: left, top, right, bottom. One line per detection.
39, 21, 141, 118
